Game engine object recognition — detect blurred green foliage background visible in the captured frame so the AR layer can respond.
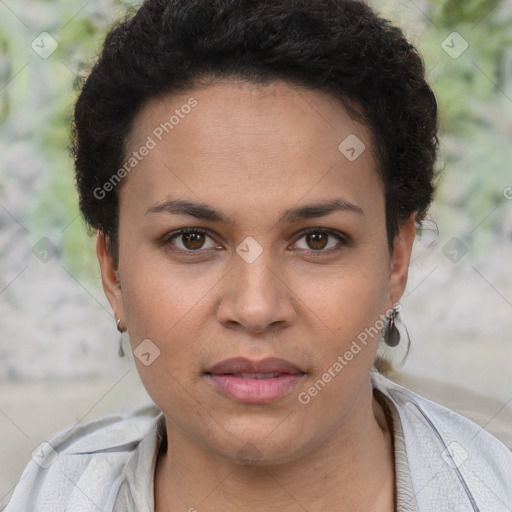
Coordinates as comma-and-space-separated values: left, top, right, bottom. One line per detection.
0, 0, 511, 277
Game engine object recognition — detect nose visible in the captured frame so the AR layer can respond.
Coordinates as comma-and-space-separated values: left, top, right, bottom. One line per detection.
216, 246, 297, 334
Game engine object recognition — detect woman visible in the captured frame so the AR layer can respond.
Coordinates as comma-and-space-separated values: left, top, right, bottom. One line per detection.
5, 0, 511, 511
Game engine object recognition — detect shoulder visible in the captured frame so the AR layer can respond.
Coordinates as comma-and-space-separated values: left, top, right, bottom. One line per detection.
3, 404, 163, 512
373, 371, 512, 511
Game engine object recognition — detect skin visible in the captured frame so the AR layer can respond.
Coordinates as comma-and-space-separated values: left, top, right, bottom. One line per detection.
97, 79, 416, 511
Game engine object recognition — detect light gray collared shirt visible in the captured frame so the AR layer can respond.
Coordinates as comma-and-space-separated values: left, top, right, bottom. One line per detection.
4, 373, 512, 511
113, 389, 420, 511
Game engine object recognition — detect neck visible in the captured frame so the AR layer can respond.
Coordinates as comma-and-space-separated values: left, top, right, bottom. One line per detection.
154, 383, 395, 512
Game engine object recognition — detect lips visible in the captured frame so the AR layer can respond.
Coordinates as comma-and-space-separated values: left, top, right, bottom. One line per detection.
233, 372, 282, 379
205, 357, 306, 404
206, 357, 304, 376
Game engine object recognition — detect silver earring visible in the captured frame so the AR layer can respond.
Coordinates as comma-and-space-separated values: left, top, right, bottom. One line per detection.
116, 318, 125, 357
382, 303, 408, 348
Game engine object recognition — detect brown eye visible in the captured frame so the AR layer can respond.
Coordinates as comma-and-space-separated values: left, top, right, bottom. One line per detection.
292, 229, 349, 253
182, 232, 206, 250
306, 232, 329, 250
166, 228, 218, 253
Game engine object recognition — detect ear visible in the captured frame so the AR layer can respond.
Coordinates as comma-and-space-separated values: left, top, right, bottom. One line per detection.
387, 213, 416, 307
96, 231, 125, 324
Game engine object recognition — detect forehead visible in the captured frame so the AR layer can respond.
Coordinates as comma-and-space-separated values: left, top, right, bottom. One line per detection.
121, 79, 383, 226
130, 78, 374, 157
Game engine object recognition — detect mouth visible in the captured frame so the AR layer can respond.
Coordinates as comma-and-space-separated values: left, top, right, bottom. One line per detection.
205, 357, 306, 404
224, 372, 286, 379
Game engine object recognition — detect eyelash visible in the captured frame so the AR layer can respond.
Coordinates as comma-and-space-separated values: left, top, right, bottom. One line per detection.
161, 227, 351, 257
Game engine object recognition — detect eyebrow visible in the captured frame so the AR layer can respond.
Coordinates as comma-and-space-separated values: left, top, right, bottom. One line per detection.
146, 198, 364, 223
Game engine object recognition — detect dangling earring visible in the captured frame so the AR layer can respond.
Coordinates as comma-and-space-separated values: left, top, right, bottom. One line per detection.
382, 303, 409, 348
116, 318, 126, 357
376, 303, 412, 373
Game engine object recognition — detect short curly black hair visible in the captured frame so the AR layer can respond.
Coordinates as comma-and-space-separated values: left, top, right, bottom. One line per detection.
73, 0, 438, 264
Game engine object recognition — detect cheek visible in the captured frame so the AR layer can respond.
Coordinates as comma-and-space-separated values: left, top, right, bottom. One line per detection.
119, 262, 210, 409
296, 259, 390, 406
293, 267, 390, 415
118, 245, 238, 404
297, 253, 390, 338
121, 261, 213, 344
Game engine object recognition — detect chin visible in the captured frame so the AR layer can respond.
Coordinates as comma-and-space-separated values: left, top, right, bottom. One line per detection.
198, 414, 312, 467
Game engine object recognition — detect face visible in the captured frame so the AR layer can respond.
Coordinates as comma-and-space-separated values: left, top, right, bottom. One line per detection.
98, 79, 414, 464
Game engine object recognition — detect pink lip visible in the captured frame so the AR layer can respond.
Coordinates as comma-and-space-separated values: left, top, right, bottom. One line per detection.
206, 357, 304, 375
205, 357, 306, 404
